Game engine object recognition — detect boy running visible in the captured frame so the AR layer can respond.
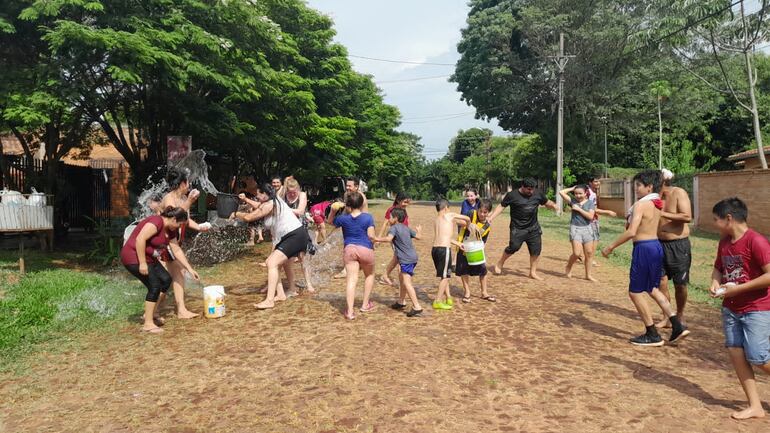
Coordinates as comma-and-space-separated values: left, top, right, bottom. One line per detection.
456, 199, 495, 303
374, 208, 424, 317
601, 170, 689, 346
432, 198, 474, 310
709, 197, 770, 420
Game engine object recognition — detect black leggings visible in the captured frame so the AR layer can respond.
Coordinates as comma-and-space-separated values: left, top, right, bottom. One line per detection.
125, 262, 172, 302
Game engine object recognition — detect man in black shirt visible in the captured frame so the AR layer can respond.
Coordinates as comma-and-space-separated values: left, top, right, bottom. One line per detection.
488, 178, 558, 280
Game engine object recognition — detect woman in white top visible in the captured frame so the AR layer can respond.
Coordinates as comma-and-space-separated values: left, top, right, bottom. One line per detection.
234, 183, 310, 309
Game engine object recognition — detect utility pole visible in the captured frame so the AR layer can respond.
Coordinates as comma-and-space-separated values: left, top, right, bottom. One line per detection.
485, 135, 491, 198
550, 33, 574, 215
601, 116, 608, 178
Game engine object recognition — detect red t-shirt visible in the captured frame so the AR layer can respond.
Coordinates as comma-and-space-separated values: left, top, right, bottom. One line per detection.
714, 229, 770, 313
385, 205, 409, 227
120, 215, 177, 266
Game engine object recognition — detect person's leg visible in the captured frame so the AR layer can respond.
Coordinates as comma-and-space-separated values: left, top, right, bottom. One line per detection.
256, 250, 289, 309
360, 258, 376, 311
167, 260, 198, 319
674, 283, 688, 320
437, 278, 450, 303
480, 272, 491, 298
142, 300, 161, 332
344, 261, 360, 317
583, 240, 596, 281
565, 239, 582, 278
493, 251, 512, 275
728, 347, 766, 419
282, 260, 296, 299
381, 255, 397, 285
401, 273, 422, 311
397, 272, 407, 304
460, 275, 471, 300
298, 253, 316, 293
655, 274, 673, 328
528, 255, 543, 280
629, 292, 655, 328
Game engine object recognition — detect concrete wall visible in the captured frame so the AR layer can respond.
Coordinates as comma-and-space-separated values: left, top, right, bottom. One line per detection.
695, 169, 770, 235
598, 197, 626, 218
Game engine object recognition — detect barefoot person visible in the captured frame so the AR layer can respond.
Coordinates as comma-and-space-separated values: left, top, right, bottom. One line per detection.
456, 199, 495, 303
233, 183, 311, 310
432, 198, 474, 310
586, 176, 617, 265
488, 178, 557, 280
560, 185, 597, 281
327, 191, 377, 320
121, 207, 200, 333
601, 170, 689, 346
374, 207, 424, 317
656, 169, 693, 328
284, 177, 316, 293
379, 192, 411, 286
709, 197, 770, 420
160, 167, 210, 319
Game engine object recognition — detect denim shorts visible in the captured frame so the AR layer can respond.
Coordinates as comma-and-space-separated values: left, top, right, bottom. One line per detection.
722, 307, 770, 365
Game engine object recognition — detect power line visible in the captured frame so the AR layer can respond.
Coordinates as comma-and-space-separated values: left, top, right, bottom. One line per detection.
349, 54, 455, 66
375, 74, 452, 84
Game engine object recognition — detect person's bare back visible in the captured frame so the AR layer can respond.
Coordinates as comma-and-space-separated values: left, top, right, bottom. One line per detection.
634, 201, 660, 242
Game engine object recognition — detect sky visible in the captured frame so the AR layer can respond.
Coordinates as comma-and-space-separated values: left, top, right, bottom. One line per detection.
305, 0, 508, 160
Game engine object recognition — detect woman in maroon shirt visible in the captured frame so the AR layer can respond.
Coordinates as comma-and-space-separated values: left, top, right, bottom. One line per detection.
121, 206, 200, 333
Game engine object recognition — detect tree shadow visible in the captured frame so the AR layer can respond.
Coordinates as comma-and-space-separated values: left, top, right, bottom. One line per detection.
555, 310, 632, 340
601, 355, 770, 411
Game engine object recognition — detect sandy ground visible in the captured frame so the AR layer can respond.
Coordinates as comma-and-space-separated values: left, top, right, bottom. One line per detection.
1, 204, 769, 432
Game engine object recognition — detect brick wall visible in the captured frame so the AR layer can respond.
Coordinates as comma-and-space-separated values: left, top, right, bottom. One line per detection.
696, 169, 770, 235
110, 165, 130, 218
598, 197, 626, 219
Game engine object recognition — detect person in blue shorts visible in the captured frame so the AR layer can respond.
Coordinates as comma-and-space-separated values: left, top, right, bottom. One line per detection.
602, 170, 689, 346
374, 208, 424, 317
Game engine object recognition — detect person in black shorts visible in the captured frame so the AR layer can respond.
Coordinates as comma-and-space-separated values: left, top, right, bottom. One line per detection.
487, 178, 557, 280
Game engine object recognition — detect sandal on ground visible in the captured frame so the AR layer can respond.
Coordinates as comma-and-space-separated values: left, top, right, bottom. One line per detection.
359, 301, 376, 313
461, 296, 472, 303
378, 277, 394, 286
140, 327, 164, 334
343, 311, 356, 320
481, 295, 497, 303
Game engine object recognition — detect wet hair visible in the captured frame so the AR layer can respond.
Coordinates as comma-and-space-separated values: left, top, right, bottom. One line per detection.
390, 207, 407, 223
166, 167, 189, 191
285, 178, 300, 190
347, 176, 360, 187
393, 191, 410, 205
344, 191, 364, 210
632, 170, 663, 193
479, 199, 493, 212
712, 197, 748, 222
257, 183, 281, 216
573, 184, 588, 193
160, 206, 188, 222
587, 175, 601, 183
520, 178, 537, 188
435, 198, 449, 211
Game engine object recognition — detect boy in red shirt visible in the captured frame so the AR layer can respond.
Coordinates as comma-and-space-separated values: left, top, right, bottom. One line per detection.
710, 197, 770, 420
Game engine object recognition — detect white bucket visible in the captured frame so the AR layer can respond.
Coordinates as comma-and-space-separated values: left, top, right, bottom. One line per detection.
203, 285, 226, 318
463, 240, 486, 266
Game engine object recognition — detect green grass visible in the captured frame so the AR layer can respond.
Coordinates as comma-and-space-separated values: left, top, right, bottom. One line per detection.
0, 250, 145, 369
537, 210, 722, 307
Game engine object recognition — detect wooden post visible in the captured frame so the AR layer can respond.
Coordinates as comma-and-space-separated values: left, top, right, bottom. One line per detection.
19, 236, 25, 275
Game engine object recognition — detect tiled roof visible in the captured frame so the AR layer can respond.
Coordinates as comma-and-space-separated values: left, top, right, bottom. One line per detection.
728, 146, 770, 161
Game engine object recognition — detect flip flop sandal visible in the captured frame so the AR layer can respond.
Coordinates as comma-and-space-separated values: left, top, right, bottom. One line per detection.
359, 301, 376, 312
343, 311, 356, 320
462, 296, 472, 303
140, 327, 164, 334
481, 295, 497, 303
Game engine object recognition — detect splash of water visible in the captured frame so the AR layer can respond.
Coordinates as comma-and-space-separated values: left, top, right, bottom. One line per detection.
304, 230, 344, 289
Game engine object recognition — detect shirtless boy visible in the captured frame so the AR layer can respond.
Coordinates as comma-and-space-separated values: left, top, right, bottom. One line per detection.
656, 169, 693, 328
602, 170, 689, 346
432, 198, 474, 310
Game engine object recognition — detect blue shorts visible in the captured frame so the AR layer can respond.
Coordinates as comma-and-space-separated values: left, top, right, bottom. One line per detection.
722, 307, 770, 365
629, 239, 663, 293
400, 263, 417, 276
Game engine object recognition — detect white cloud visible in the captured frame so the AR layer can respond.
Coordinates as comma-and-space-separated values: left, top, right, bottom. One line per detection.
306, 0, 508, 159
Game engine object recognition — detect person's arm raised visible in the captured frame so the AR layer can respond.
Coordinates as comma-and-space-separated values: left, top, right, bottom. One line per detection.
558, 187, 574, 204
